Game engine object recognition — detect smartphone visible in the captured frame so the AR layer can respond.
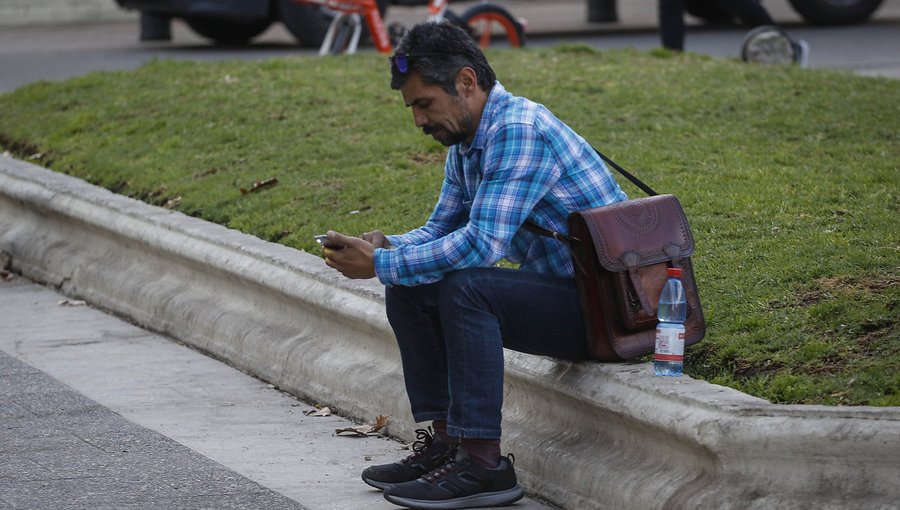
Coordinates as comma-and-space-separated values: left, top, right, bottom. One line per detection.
314, 234, 344, 250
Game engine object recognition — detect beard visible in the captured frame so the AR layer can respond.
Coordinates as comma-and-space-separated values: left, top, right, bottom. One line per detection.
422, 97, 475, 147
423, 124, 469, 146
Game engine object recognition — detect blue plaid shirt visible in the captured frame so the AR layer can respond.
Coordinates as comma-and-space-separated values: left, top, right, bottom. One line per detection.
374, 82, 627, 286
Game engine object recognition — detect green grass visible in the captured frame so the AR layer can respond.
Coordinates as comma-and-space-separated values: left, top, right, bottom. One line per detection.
1, 47, 897, 406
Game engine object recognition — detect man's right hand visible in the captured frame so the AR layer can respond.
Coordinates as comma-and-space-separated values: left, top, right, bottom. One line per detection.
362, 230, 392, 249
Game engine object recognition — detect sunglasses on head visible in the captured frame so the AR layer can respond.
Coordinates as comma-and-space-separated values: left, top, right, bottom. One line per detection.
389, 52, 453, 74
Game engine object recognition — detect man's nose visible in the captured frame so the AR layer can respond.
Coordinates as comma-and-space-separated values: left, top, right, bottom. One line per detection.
412, 109, 427, 128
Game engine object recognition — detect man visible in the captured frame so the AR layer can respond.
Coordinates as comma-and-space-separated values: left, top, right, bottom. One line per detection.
322, 21, 626, 509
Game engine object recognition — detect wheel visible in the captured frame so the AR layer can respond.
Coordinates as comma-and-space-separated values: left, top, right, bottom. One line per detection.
183, 17, 271, 45
741, 25, 798, 65
787, 0, 884, 25
459, 4, 525, 48
277, 0, 335, 48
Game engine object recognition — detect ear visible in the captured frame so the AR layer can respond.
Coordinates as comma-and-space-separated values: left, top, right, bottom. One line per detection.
455, 67, 478, 96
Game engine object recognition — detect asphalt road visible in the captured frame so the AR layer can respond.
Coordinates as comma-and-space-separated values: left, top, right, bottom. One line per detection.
1, 8, 899, 94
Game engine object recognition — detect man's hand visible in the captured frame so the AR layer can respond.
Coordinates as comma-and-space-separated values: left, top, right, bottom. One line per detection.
362, 230, 393, 249
322, 231, 376, 280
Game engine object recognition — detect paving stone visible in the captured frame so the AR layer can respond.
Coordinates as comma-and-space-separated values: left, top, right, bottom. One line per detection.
0, 351, 307, 510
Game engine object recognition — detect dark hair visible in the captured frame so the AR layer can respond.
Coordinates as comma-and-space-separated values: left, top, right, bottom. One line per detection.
390, 21, 496, 95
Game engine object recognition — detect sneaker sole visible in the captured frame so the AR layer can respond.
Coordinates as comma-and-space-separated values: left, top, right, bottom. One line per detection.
362, 476, 394, 491
384, 485, 524, 509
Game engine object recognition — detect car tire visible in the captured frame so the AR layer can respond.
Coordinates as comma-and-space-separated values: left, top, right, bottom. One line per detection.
787, 0, 885, 25
277, 0, 335, 48
183, 16, 271, 45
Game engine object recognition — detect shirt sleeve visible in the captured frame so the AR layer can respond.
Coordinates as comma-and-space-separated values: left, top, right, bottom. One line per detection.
374, 122, 561, 286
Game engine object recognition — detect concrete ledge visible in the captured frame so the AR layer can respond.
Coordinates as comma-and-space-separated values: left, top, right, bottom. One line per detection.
1, 156, 898, 509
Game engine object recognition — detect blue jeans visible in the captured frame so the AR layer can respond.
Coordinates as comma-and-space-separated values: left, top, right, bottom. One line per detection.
385, 267, 589, 440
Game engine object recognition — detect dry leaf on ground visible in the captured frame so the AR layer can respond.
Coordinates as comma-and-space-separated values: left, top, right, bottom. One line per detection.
335, 415, 390, 437
305, 407, 332, 417
240, 177, 278, 195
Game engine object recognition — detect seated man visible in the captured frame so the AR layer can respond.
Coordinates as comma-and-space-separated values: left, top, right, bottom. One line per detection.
322, 21, 626, 509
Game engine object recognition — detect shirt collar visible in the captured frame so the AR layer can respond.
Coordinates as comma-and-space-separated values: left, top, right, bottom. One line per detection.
457, 81, 506, 156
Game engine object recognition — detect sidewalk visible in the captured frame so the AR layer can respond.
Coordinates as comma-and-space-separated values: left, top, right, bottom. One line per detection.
0, 276, 554, 510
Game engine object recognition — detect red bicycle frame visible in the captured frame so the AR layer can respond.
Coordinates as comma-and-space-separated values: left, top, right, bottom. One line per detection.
294, 0, 519, 55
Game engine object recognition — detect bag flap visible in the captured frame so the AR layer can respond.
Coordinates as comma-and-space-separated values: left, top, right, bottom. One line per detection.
568, 194, 695, 272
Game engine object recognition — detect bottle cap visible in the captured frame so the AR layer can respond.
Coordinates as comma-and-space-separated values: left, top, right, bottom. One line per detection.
667, 267, 683, 278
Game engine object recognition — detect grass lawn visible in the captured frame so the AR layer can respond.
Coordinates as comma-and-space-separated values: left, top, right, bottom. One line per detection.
1, 46, 897, 406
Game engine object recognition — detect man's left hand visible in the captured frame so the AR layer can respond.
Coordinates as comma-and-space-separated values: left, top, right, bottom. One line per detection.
323, 231, 376, 280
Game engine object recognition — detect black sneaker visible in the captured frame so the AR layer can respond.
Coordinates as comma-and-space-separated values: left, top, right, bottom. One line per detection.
382, 447, 524, 509
362, 428, 452, 490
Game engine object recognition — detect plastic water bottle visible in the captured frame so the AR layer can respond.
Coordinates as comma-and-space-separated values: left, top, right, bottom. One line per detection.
654, 267, 687, 377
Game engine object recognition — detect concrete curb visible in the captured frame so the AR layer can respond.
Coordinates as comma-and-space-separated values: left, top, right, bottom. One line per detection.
2, 156, 898, 509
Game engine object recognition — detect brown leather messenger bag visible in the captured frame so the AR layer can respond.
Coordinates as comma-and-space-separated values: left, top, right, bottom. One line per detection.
524, 148, 706, 362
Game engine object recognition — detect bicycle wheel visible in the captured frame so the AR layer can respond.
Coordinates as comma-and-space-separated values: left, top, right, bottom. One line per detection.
459, 3, 525, 48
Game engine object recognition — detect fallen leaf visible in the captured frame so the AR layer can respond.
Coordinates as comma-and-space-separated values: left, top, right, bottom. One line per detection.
305, 407, 332, 417
240, 177, 278, 195
335, 415, 390, 437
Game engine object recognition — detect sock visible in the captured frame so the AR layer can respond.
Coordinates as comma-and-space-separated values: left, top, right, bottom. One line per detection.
460, 438, 501, 468
432, 420, 452, 445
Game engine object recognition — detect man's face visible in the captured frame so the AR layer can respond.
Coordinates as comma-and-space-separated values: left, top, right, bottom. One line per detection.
399, 72, 474, 147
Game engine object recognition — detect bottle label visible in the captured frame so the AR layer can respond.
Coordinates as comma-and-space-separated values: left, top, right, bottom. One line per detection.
654, 327, 685, 362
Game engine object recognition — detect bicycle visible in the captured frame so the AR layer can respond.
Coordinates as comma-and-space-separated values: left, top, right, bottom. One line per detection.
293, 0, 525, 55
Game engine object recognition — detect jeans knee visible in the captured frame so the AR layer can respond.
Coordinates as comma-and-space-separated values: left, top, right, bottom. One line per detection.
385, 282, 441, 321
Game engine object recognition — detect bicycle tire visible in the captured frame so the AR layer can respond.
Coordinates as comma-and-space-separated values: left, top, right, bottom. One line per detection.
459, 3, 525, 48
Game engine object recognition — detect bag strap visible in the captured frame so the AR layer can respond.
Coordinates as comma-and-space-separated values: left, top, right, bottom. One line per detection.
523, 146, 657, 242
590, 146, 658, 197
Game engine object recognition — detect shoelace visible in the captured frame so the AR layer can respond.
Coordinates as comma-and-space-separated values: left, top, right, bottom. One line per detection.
402, 427, 436, 463
422, 457, 458, 484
